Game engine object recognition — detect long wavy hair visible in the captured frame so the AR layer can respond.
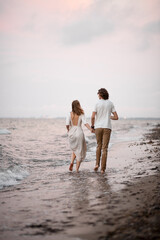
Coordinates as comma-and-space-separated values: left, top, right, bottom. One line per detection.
72, 100, 84, 116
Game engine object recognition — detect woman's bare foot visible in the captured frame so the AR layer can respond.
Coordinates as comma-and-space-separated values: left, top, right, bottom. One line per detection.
69, 163, 73, 171
94, 165, 99, 171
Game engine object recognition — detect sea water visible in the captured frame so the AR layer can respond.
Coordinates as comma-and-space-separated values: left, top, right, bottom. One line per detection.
0, 118, 159, 189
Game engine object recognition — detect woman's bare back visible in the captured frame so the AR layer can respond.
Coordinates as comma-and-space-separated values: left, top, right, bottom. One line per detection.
71, 112, 79, 126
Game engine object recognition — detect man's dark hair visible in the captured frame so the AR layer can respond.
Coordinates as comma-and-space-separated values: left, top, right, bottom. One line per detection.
98, 88, 109, 100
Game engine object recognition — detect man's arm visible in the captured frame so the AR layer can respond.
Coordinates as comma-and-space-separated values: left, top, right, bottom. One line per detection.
91, 112, 96, 127
110, 111, 118, 120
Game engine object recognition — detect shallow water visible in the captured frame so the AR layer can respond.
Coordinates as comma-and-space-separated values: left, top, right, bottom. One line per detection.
0, 118, 159, 189
0, 118, 160, 240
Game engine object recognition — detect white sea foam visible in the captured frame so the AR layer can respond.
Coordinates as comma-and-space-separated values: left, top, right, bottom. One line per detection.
85, 136, 90, 143
0, 129, 11, 135
0, 165, 29, 189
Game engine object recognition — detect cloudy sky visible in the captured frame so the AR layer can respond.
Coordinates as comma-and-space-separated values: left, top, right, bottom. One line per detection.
0, 0, 160, 118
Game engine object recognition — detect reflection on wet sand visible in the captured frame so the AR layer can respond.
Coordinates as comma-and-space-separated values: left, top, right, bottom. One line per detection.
68, 171, 111, 211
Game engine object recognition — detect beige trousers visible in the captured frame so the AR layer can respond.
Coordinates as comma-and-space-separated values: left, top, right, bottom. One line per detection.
95, 128, 111, 171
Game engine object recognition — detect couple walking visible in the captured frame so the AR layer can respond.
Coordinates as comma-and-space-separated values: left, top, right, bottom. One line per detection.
66, 88, 118, 173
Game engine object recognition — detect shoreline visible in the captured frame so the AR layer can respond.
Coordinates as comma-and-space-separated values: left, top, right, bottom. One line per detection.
0, 125, 160, 240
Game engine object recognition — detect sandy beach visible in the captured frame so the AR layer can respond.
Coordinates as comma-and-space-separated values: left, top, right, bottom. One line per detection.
0, 124, 160, 240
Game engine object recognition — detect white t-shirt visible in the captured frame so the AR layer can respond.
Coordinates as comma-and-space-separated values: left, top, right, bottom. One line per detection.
93, 99, 116, 129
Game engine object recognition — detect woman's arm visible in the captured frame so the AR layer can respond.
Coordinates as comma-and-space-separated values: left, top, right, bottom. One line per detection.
110, 111, 119, 120
81, 114, 94, 133
85, 123, 94, 133
66, 125, 70, 132
66, 113, 71, 132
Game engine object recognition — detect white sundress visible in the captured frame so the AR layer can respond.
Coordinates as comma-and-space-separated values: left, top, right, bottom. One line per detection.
66, 114, 87, 162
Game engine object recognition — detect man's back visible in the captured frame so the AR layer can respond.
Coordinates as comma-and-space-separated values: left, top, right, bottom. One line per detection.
94, 99, 115, 129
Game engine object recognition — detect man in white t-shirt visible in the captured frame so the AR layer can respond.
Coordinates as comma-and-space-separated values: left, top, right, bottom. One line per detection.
91, 88, 118, 173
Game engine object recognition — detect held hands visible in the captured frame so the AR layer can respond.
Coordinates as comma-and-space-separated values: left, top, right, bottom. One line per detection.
91, 126, 95, 133
84, 123, 95, 133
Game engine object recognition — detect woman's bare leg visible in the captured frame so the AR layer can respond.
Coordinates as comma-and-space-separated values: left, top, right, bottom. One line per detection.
76, 160, 81, 172
71, 152, 76, 163
69, 152, 76, 171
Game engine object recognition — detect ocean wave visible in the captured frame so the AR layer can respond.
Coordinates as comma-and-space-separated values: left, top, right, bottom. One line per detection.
0, 129, 11, 135
0, 165, 29, 189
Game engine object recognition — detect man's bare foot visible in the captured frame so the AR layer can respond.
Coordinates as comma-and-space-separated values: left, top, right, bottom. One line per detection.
94, 165, 99, 171
101, 170, 105, 174
69, 163, 73, 171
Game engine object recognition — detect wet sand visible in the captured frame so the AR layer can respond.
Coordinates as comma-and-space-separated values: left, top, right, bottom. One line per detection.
0, 125, 160, 240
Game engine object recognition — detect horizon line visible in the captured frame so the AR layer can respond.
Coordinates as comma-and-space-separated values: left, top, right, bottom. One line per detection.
0, 117, 160, 120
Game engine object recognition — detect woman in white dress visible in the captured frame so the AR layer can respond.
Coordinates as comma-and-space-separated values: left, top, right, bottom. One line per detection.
66, 100, 93, 172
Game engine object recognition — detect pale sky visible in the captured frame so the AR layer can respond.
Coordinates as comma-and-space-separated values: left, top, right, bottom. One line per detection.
0, 0, 160, 118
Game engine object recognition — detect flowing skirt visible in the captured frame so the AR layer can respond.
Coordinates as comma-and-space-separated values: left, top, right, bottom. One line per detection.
68, 126, 86, 162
